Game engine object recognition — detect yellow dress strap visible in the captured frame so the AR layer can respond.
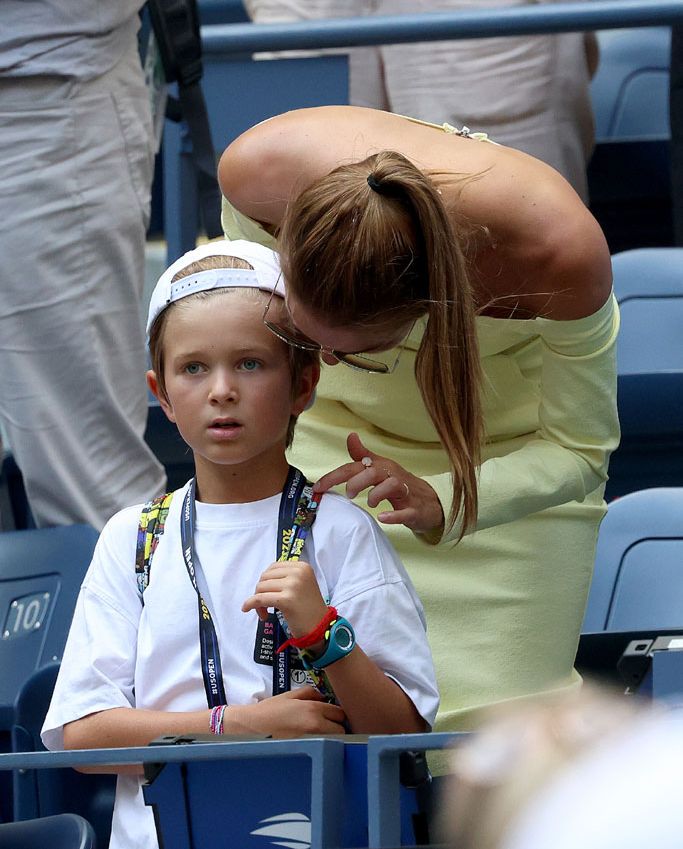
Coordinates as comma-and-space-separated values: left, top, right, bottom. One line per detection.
398, 113, 495, 144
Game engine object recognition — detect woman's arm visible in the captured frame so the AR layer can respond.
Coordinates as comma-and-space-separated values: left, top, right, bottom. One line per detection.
431, 296, 619, 545
431, 217, 618, 542
326, 281, 618, 547
317, 210, 616, 541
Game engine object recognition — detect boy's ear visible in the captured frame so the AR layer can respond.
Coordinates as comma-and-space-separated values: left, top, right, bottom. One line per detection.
146, 370, 176, 423
292, 362, 320, 416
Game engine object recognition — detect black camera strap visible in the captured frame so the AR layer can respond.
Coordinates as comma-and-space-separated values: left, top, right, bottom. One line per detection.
147, 0, 222, 238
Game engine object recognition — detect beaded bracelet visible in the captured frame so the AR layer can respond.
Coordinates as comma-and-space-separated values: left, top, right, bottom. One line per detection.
276, 606, 338, 654
209, 704, 227, 735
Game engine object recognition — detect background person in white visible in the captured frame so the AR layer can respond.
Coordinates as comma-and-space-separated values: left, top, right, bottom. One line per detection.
0, 0, 166, 529
42, 240, 439, 849
244, 0, 598, 201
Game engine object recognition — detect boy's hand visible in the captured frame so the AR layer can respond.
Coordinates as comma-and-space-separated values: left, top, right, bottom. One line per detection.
232, 688, 346, 737
242, 561, 328, 638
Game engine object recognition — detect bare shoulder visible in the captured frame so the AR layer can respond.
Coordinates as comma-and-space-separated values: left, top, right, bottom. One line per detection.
523, 176, 612, 320
218, 106, 398, 226
218, 107, 613, 320
539, 198, 613, 320
468, 149, 613, 320
216, 106, 475, 225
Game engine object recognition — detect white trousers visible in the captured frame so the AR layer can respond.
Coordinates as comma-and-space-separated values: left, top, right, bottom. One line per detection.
245, 0, 594, 200
0, 43, 166, 529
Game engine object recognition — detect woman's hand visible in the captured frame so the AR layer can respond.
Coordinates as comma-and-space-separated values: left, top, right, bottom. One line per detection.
242, 561, 328, 638
313, 433, 445, 536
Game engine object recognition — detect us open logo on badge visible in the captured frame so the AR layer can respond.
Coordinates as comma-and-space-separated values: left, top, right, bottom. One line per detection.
250, 812, 311, 848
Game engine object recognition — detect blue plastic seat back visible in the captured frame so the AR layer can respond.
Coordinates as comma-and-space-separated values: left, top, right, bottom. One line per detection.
612, 247, 683, 437
0, 813, 95, 849
591, 27, 671, 141
0, 525, 99, 734
583, 488, 683, 633
605, 250, 683, 498
12, 663, 116, 848
587, 29, 672, 253
613, 248, 683, 374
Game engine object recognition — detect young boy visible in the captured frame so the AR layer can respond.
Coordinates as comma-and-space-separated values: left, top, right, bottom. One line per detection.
42, 239, 439, 849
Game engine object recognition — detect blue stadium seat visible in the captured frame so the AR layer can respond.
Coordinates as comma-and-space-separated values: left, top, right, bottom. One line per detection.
0, 813, 95, 849
163, 52, 348, 261
588, 28, 672, 251
0, 525, 98, 735
12, 664, 116, 849
605, 248, 683, 499
591, 27, 671, 141
583, 488, 683, 633
0, 525, 97, 821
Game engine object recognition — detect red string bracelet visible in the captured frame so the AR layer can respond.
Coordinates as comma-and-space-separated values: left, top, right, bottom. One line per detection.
276, 606, 338, 653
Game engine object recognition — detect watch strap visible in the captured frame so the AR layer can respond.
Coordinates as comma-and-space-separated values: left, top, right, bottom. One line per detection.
302, 617, 355, 671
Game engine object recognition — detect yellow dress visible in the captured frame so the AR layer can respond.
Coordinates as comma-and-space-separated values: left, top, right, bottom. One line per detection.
287, 300, 619, 737
221, 141, 620, 737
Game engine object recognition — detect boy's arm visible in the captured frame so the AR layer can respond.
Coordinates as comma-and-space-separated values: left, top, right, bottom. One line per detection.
62, 707, 213, 774
242, 562, 429, 734
321, 645, 427, 734
63, 688, 347, 772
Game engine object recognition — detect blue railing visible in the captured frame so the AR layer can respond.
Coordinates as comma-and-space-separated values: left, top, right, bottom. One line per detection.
0, 732, 460, 848
202, 0, 683, 54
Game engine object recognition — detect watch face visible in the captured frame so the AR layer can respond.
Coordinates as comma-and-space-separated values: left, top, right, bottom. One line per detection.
334, 622, 354, 651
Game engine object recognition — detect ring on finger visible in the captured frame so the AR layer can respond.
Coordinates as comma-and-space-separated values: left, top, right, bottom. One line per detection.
402, 482, 410, 497
361, 456, 373, 468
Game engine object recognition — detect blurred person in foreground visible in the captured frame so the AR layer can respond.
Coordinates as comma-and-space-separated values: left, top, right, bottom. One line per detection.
439, 686, 683, 849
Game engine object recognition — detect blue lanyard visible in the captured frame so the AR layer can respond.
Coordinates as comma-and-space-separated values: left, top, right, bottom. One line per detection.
272, 468, 335, 701
180, 468, 320, 708
180, 479, 228, 708
274, 467, 313, 696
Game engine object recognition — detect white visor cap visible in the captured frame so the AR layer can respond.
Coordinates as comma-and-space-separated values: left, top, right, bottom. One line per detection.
146, 239, 284, 342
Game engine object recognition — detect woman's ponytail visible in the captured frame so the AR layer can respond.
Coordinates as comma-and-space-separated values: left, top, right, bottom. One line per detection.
281, 150, 483, 538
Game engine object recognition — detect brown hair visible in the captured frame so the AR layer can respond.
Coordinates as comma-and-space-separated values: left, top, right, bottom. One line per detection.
279, 150, 482, 537
148, 254, 317, 447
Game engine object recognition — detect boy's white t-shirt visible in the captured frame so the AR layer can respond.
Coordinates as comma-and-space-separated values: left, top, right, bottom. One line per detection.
42, 483, 439, 849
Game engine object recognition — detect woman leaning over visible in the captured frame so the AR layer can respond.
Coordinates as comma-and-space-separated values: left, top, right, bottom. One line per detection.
217, 106, 619, 737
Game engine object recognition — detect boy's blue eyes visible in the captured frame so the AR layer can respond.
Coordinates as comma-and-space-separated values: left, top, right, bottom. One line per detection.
183, 359, 261, 374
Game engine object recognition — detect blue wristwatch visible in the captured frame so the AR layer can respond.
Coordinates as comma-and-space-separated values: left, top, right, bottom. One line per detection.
302, 617, 356, 670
